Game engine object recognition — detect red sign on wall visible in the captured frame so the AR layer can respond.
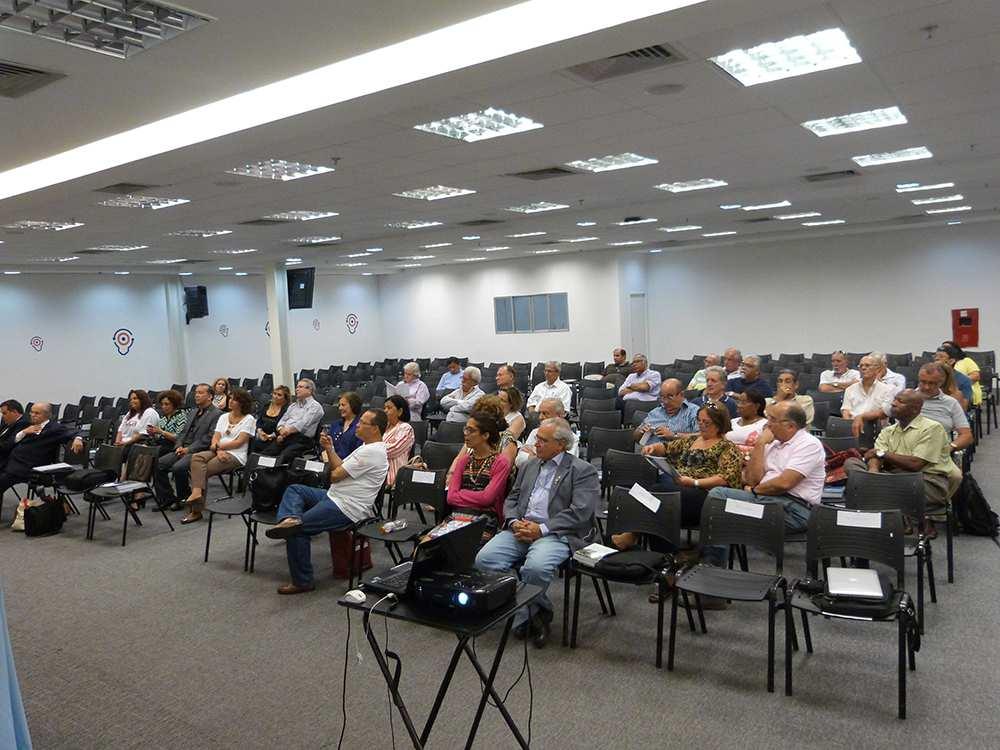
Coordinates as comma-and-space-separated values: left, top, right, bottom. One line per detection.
951, 308, 979, 348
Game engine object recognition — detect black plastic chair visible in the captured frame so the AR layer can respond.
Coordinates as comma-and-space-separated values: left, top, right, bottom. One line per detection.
820, 435, 859, 452
433, 421, 466, 444
583, 361, 605, 377
578, 397, 617, 415
825, 416, 855, 438
357, 467, 444, 563
585, 428, 634, 467
410, 420, 429, 448
84, 445, 170, 546
579, 410, 622, 443
419, 441, 464, 471
788, 506, 915, 719
602, 449, 657, 499
669, 495, 790, 694
622, 400, 652, 428
567, 488, 683, 666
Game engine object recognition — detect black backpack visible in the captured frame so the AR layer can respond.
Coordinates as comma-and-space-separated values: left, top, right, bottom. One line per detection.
250, 466, 322, 513
25, 495, 67, 537
953, 474, 1000, 542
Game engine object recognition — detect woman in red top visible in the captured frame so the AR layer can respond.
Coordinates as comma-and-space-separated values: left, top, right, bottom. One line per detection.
446, 409, 512, 535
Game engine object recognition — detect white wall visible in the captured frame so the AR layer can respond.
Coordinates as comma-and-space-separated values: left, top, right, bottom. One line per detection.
0, 273, 176, 405
643, 221, 999, 362
376, 254, 624, 364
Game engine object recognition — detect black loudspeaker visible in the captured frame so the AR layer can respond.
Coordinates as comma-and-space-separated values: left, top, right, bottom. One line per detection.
287, 267, 315, 310
184, 285, 208, 324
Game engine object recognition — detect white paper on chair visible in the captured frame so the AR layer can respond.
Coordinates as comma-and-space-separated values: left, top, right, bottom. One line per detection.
257, 456, 277, 468
304, 460, 325, 474
385, 382, 400, 397
33, 462, 73, 472
724, 497, 765, 519
412, 470, 436, 485
837, 510, 881, 529
628, 483, 660, 514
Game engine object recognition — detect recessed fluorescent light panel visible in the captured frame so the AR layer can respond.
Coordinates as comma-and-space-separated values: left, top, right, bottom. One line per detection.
264, 211, 338, 222
702, 231, 737, 237
534, 249, 560, 254
3, 271, 21, 275
177, 272, 193, 276
114, 271, 130, 275
393, 185, 476, 201
719, 204, 741, 210
481, 246, 510, 252
852, 146, 932, 167
615, 217, 657, 225
801, 106, 906, 137
385, 220, 443, 230
946, 221, 962, 226
227, 159, 334, 181
401, 255, 435, 260
558, 237, 599, 243
655, 178, 728, 193
337, 262, 368, 267
564, 152, 658, 173
99, 195, 190, 209
3, 220, 84, 231
168, 229, 233, 238
235, 272, 249, 276
576, 221, 597, 227
925, 206, 972, 215
648, 249, 663, 254
506, 231, 546, 238
211, 249, 259, 255
365, 247, 383, 253
217, 266, 234, 271
658, 225, 702, 233
456, 257, 487, 263
286, 235, 341, 245
344, 252, 371, 258
802, 219, 846, 226
34, 256, 80, 263
774, 212, 821, 220
895, 182, 954, 193
400, 263, 423, 268
414, 107, 543, 142
421, 242, 452, 248
146, 258, 188, 264
742, 200, 790, 211
462, 235, 481, 240
87, 244, 149, 252
709, 28, 861, 87
609, 240, 643, 246
506, 202, 570, 214
910, 194, 964, 206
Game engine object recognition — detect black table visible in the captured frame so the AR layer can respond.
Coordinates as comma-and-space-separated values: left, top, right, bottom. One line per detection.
338, 583, 542, 749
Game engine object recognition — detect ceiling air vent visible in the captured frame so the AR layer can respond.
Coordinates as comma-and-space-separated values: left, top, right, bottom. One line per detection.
459, 219, 505, 227
0, 60, 64, 98
507, 166, 577, 181
802, 169, 859, 183
77, 249, 114, 255
95, 182, 160, 194
740, 216, 773, 224
239, 218, 290, 226
565, 43, 685, 83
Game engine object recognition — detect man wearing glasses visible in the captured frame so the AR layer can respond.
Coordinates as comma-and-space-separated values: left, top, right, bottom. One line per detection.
266, 409, 389, 594
526, 361, 573, 413
634, 379, 698, 446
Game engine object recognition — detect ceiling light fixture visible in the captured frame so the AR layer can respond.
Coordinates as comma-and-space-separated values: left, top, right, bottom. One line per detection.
3, 220, 84, 231
719, 204, 741, 210
114, 271, 130, 275
285, 257, 303, 263
709, 27, 861, 87
534, 249, 560, 254
210, 248, 259, 255
655, 178, 728, 193
3, 271, 22, 275
168, 229, 233, 238
365, 247, 384, 253
34, 256, 80, 263
401, 255, 435, 260
421, 242, 453, 248
462, 235, 481, 240
415, 108, 543, 142
362, 272, 374, 276
564, 152, 658, 172
608, 240, 643, 246
801, 106, 906, 137
895, 182, 954, 193
393, 185, 476, 201
774, 212, 821, 220
802, 219, 846, 226
455, 257, 487, 263
264, 211, 338, 222
658, 225, 702, 233
614, 217, 657, 225
337, 262, 368, 267
177, 272, 193, 276
385, 220, 443, 229
702, 231, 737, 237
506, 231, 546, 238
218, 266, 234, 271
227, 159, 334, 181
576, 221, 597, 227
99, 195, 190, 209
286, 235, 341, 245
742, 200, 790, 211
852, 146, 933, 167
506, 202, 570, 214
235, 272, 249, 276
399, 263, 423, 268
910, 194, 964, 206
344, 252, 371, 258
87, 244, 149, 252
558, 237, 599, 243
946, 221, 962, 226
146, 258, 188, 264
648, 249, 663, 254
481, 246, 510, 252
925, 206, 972, 215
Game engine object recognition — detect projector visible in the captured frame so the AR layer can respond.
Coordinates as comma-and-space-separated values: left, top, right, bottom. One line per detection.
411, 570, 518, 615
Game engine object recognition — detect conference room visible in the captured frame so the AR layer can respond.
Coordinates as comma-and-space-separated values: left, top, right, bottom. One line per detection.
2, 0, 1000, 747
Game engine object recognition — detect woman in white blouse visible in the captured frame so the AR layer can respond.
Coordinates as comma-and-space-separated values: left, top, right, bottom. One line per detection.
395, 362, 430, 421
181, 389, 256, 524
725, 389, 769, 454
115, 389, 159, 464
498, 387, 526, 441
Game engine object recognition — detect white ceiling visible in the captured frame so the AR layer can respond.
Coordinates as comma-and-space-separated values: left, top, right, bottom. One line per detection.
2, 0, 1000, 277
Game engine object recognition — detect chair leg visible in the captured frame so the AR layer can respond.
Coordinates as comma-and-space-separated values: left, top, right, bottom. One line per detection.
243, 517, 253, 572
562, 567, 571, 647
667, 588, 678, 671
898, 612, 907, 720
591, 577, 608, 616
204, 512, 214, 562
680, 591, 696, 633
801, 611, 813, 654
945, 508, 955, 583
767, 598, 776, 693
656, 578, 665, 668
916, 548, 925, 635
694, 594, 708, 634
249, 521, 258, 573
602, 579, 616, 616
570, 571, 582, 648
925, 544, 937, 603
784, 599, 793, 696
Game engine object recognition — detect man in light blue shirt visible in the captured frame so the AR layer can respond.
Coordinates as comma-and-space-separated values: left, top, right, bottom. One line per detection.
436, 357, 463, 394
634, 378, 698, 446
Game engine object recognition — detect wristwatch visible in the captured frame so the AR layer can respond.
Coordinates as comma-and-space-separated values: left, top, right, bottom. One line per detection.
694, 478, 700, 488
875, 449, 886, 460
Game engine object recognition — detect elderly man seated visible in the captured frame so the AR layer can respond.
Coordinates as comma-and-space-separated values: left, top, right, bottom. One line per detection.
0, 402, 85, 499
526, 361, 573, 413
818, 351, 860, 393
617, 353, 661, 407
707, 402, 825, 531
917, 363, 973, 451
0, 400, 30, 471
495, 364, 517, 390
722, 347, 742, 380
845, 389, 962, 537
692, 366, 738, 417
727, 355, 774, 397
603, 348, 631, 388
262, 378, 324, 462
634, 379, 698, 447
687, 353, 721, 391
516, 398, 579, 467
476, 417, 599, 648
841, 355, 894, 440
440, 366, 485, 423
871, 351, 906, 397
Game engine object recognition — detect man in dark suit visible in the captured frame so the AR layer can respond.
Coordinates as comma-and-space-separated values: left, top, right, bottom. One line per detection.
0, 400, 30, 471
0, 402, 84, 501
476, 418, 599, 648
153, 384, 222, 508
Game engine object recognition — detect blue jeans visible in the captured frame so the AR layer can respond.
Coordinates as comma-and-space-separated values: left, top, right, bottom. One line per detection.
277, 484, 353, 586
475, 530, 571, 627
704, 487, 812, 565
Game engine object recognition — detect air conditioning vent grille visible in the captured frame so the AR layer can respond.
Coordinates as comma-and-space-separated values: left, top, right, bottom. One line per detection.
565, 43, 685, 82
459, 219, 505, 226
239, 218, 289, 226
507, 167, 576, 181
95, 182, 160, 195
803, 169, 859, 183
0, 59, 64, 98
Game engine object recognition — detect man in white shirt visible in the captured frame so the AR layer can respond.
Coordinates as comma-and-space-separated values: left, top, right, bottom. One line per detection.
516, 401, 579, 467
618, 354, 662, 403
870, 351, 906, 397
841, 355, 894, 439
440, 366, 485, 423
818, 351, 860, 393
687, 353, 720, 391
722, 348, 742, 380
526, 361, 573, 413
267, 409, 389, 594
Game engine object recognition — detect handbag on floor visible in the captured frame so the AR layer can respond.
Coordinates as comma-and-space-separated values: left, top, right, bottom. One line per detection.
24, 494, 66, 537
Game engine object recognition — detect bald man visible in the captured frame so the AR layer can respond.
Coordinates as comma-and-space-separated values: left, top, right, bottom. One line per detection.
0, 402, 84, 501
687, 353, 721, 391
634, 379, 698, 445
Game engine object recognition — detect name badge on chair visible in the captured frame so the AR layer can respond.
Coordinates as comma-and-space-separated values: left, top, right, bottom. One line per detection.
837, 510, 881, 529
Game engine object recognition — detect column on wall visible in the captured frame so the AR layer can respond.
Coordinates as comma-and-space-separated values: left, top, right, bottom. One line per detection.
164, 279, 192, 388
264, 265, 294, 387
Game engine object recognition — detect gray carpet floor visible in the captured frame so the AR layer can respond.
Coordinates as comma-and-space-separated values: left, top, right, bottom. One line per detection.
4, 434, 1000, 749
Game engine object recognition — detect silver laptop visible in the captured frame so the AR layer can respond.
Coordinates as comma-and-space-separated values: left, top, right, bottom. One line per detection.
825, 567, 885, 600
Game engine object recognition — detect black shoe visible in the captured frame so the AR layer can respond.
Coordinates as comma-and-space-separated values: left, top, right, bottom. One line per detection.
530, 613, 550, 649
265, 521, 303, 539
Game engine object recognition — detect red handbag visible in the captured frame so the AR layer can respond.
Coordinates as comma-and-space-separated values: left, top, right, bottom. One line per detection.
328, 529, 372, 578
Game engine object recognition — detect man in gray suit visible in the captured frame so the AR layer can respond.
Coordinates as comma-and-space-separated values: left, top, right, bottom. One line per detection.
476, 418, 599, 648
154, 383, 222, 509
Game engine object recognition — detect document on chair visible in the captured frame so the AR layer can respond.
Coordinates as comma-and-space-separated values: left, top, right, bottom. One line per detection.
836, 510, 881, 529
257, 456, 277, 468
412, 470, 436, 485
724, 497, 765, 519
33, 463, 74, 472
304, 460, 325, 474
629, 483, 661, 514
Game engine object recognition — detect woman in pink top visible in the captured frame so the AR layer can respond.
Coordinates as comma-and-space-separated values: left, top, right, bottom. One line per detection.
382, 396, 415, 486
447, 409, 512, 536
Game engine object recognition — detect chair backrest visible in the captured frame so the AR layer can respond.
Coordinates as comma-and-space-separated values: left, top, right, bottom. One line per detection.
579, 397, 617, 415
844, 470, 926, 519
825, 416, 855, 438
603, 449, 658, 491
88, 418, 113, 444
92, 443, 125, 472
806, 506, 905, 587
392, 466, 448, 521
820, 435, 859, 452
606, 487, 681, 549
812, 401, 830, 430
79, 395, 96, 409
699, 494, 785, 573
586, 427, 634, 464
628, 410, 649, 428
124, 444, 159, 483
560, 362, 582, 381
369, 395, 386, 410
98, 396, 114, 409
420, 441, 464, 471
60, 404, 80, 424
242, 378, 259, 390
410, 420, 429, 447
579, 410, 623, 438
583, 361, 605, 377
434, 421, 466, 444
622, 399, 650, 427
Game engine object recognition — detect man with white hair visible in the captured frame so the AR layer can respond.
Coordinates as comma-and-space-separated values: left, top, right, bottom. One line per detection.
618, 353, 661, 404
394, 362, 429, 421
516, 398, 579, 467
870, 351, 906, 397
0, 402, 84, 500
441, 366, 485, 423
841, 355, 894, 440
526, 361, 572, 413
722, 347, 742, 380
476, 417, 599, 648
687, 353, 721, 392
